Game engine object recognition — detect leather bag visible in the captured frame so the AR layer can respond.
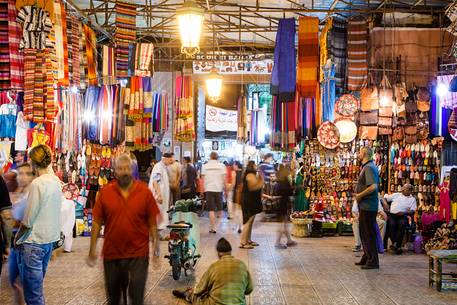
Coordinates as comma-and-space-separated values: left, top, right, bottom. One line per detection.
360, 87, 379, 111
404, 125, 417, 135
378, 125, 393, 135
392, 127, 404, 141
378, 116, 393, 126
405, 134, 417, 144
358, 126, 378, 140
379, 107, 393, 117
405, 99, 417, 113
359, 111, 378, 125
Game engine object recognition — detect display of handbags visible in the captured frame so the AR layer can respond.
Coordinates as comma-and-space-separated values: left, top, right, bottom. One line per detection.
360, 87, 379, 111
359, 110, 378, 125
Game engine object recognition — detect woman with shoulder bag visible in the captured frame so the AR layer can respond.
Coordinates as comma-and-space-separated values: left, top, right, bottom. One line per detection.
239, 161, 264, 249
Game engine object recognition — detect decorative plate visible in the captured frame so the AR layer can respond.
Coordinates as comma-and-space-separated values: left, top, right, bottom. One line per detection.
334, 119, 358, 143
335, 94, 360, 116
317, 121, 340, 149
62, 183, 80, 201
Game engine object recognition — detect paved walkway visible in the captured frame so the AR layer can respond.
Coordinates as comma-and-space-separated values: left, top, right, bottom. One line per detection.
1, 218, 457, 305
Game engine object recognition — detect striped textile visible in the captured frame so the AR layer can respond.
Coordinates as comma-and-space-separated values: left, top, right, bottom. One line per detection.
53, 0, 69, 87
115, 0, 136, 78
8, 0, 23, 90
271, 18, 296, 103
84, 24, 98, 86
70, 15, 80, 87
79, 22, 87, 89
33, 50, 44, 123
44, 49, 55, 121
134, 43, 154, 76
328, 18, 347, 93
270, 95, 297, 150
102, 45, 115, 78
297, 16, 319, 99
23, 48, 35, 119
0, 1, 10, 89
347, 18, 368, 91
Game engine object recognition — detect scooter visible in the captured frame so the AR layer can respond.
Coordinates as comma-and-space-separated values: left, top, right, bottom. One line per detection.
165, 199, 201, 280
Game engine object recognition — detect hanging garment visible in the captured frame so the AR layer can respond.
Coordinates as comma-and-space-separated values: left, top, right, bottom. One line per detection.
133, 43, 154, 77
347, 18, 368, 91
53, 0, 69, 86
271, 18, 296, 102
16, 0, 54, 21
83, 24, 97, 86
237, 94, 247, 142
152, 91, 168, 132
84, 86, 100, 142
320, 18, 333, 82
321, 61, 336, 122
66, 13, 80, 87
249, 109, 267, 145
328, 18, 347, 93
16, 6, 52, 50
270, 96, 297, 150
297, 16, 319, 99
0, 103, 17, 138
439, 181, 451, 223
15, 111, 29, 150
79, 22, 87, 89
102, 45, 116, 79
7, 0, 23, 90
115, 0, 137, 77
55, 89, 83, 152
0, 1, 10, 89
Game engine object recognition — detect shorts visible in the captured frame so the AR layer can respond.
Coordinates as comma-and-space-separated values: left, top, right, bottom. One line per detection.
205, 192, 223, 211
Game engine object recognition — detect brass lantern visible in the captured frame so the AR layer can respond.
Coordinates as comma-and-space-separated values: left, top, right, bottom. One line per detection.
176, 0, 204, 57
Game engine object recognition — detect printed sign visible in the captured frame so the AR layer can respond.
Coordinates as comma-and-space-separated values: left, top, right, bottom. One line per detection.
193, 59, 273, 75
205, 105, 238, 132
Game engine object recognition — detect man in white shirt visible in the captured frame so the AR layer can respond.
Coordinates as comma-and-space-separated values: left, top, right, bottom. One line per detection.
202, 152, 226, 234
352, 199, 387, 252
382, 184, 417, 254
149, 153, 174, 230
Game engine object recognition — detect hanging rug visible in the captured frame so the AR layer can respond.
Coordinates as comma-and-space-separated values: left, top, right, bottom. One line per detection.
334, 119, 357, 143
317, 121, 340, 149
335, 94, 360, 116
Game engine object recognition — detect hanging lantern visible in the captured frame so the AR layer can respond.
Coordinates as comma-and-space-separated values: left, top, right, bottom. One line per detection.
206, 68, 223, 101
176, 0, 204, 57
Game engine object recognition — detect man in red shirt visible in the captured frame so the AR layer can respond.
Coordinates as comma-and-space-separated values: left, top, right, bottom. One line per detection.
87, 154, 160, 305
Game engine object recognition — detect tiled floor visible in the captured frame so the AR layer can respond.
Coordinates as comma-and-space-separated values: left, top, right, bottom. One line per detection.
1, 217, 457, 305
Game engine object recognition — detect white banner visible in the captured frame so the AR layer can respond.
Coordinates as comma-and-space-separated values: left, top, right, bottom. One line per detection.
205, 105, 238, 132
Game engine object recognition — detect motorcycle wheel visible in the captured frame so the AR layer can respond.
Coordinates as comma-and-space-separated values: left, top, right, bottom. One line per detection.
171, 256, 181, 280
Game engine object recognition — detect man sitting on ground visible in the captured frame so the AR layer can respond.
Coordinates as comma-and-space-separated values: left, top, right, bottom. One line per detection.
172, 238, 253, 305
382, 184, 417, 255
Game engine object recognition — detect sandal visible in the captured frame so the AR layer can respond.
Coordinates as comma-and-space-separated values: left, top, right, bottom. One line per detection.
239, 243, 254, 249
248, 241, 259, 247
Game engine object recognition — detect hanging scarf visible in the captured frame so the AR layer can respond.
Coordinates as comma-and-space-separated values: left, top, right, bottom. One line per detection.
53, 0, 69, 86
297, 16, 319, 99
271, 18, 296, 102
319, 18, 333, 82
237, 94, 247, 142
174, 75, 195, 142
347, 17, 368, 91
102, 45, 115, 79
84, 24, 97, 86
328, 18, 347, 94
115, 0, 137, 77
68, 14, 80, 87
321, 62, 336, 122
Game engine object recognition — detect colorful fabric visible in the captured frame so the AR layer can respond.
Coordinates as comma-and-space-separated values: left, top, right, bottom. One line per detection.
320, 18, 333, 82
55, 89, 83, 151
321, 61, 336, 122
133, 43, 154, 77
83, 24, 98, 86
174, 75, 195, 142
8, 0, 23, 90
347, 18, 368, 91
102, 45, 116, 78
270, 95, 297, 150
16, 0, 54, 21
328, 18, 347, 94
237, 95, 247, 142
0, 1, 10, 89
53, 0, 69, 86
16, 6, 52, 50
297, 16, 319, 99
115, 0, 137, 78
68, 14, 80, 87
152, 91, 168, 133
271, 18, 296, 102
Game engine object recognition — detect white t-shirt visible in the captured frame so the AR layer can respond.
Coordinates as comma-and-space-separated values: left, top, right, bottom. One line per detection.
384, 193, 417, 214
202, 160, 226, 192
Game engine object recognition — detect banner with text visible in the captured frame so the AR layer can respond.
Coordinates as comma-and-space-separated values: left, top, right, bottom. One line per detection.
205, 105, 238, 132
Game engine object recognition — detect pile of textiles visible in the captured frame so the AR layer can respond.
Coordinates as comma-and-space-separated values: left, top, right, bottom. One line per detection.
152, 91, 168, 132
84, 84, 123, 146
327, 18, 347, 93
129, 43, 154, 77
123, 76, 153, 150
54, 89, 83, 151
347, 17, 368, 91
115, 0, 136, 78
174, 75, 195, 142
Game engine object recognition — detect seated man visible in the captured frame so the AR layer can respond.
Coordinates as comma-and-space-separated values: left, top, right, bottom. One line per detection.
172, 238, 253, 305
352, 198, 387, 252
382, 184, 417, 255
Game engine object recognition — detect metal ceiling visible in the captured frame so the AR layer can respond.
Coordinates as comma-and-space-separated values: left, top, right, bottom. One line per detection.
72, 0, 454, 63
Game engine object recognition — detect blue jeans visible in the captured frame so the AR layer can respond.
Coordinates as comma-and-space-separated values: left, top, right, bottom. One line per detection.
9, 246, 20, 286
17, 243, 53, 305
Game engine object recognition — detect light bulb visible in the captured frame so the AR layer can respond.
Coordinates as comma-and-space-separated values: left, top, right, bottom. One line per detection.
437, 82, 449, 97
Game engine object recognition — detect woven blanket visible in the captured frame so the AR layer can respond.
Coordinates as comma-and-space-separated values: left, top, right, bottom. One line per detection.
8, 0, 23, 90
271, 18, 296, 102
297, 16, 319, 99
115, 0, 136, 78
328, 18, 347, 93
347, 18, 368, 91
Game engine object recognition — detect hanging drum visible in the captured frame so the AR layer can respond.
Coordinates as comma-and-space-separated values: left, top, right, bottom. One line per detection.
317, 121, 340, 149
335, 94, 360, 116
335, 119, 357, 143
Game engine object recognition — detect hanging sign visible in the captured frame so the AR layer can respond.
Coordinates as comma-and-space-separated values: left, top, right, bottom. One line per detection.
193, 59, 273, 75
205, 105, 238, 132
